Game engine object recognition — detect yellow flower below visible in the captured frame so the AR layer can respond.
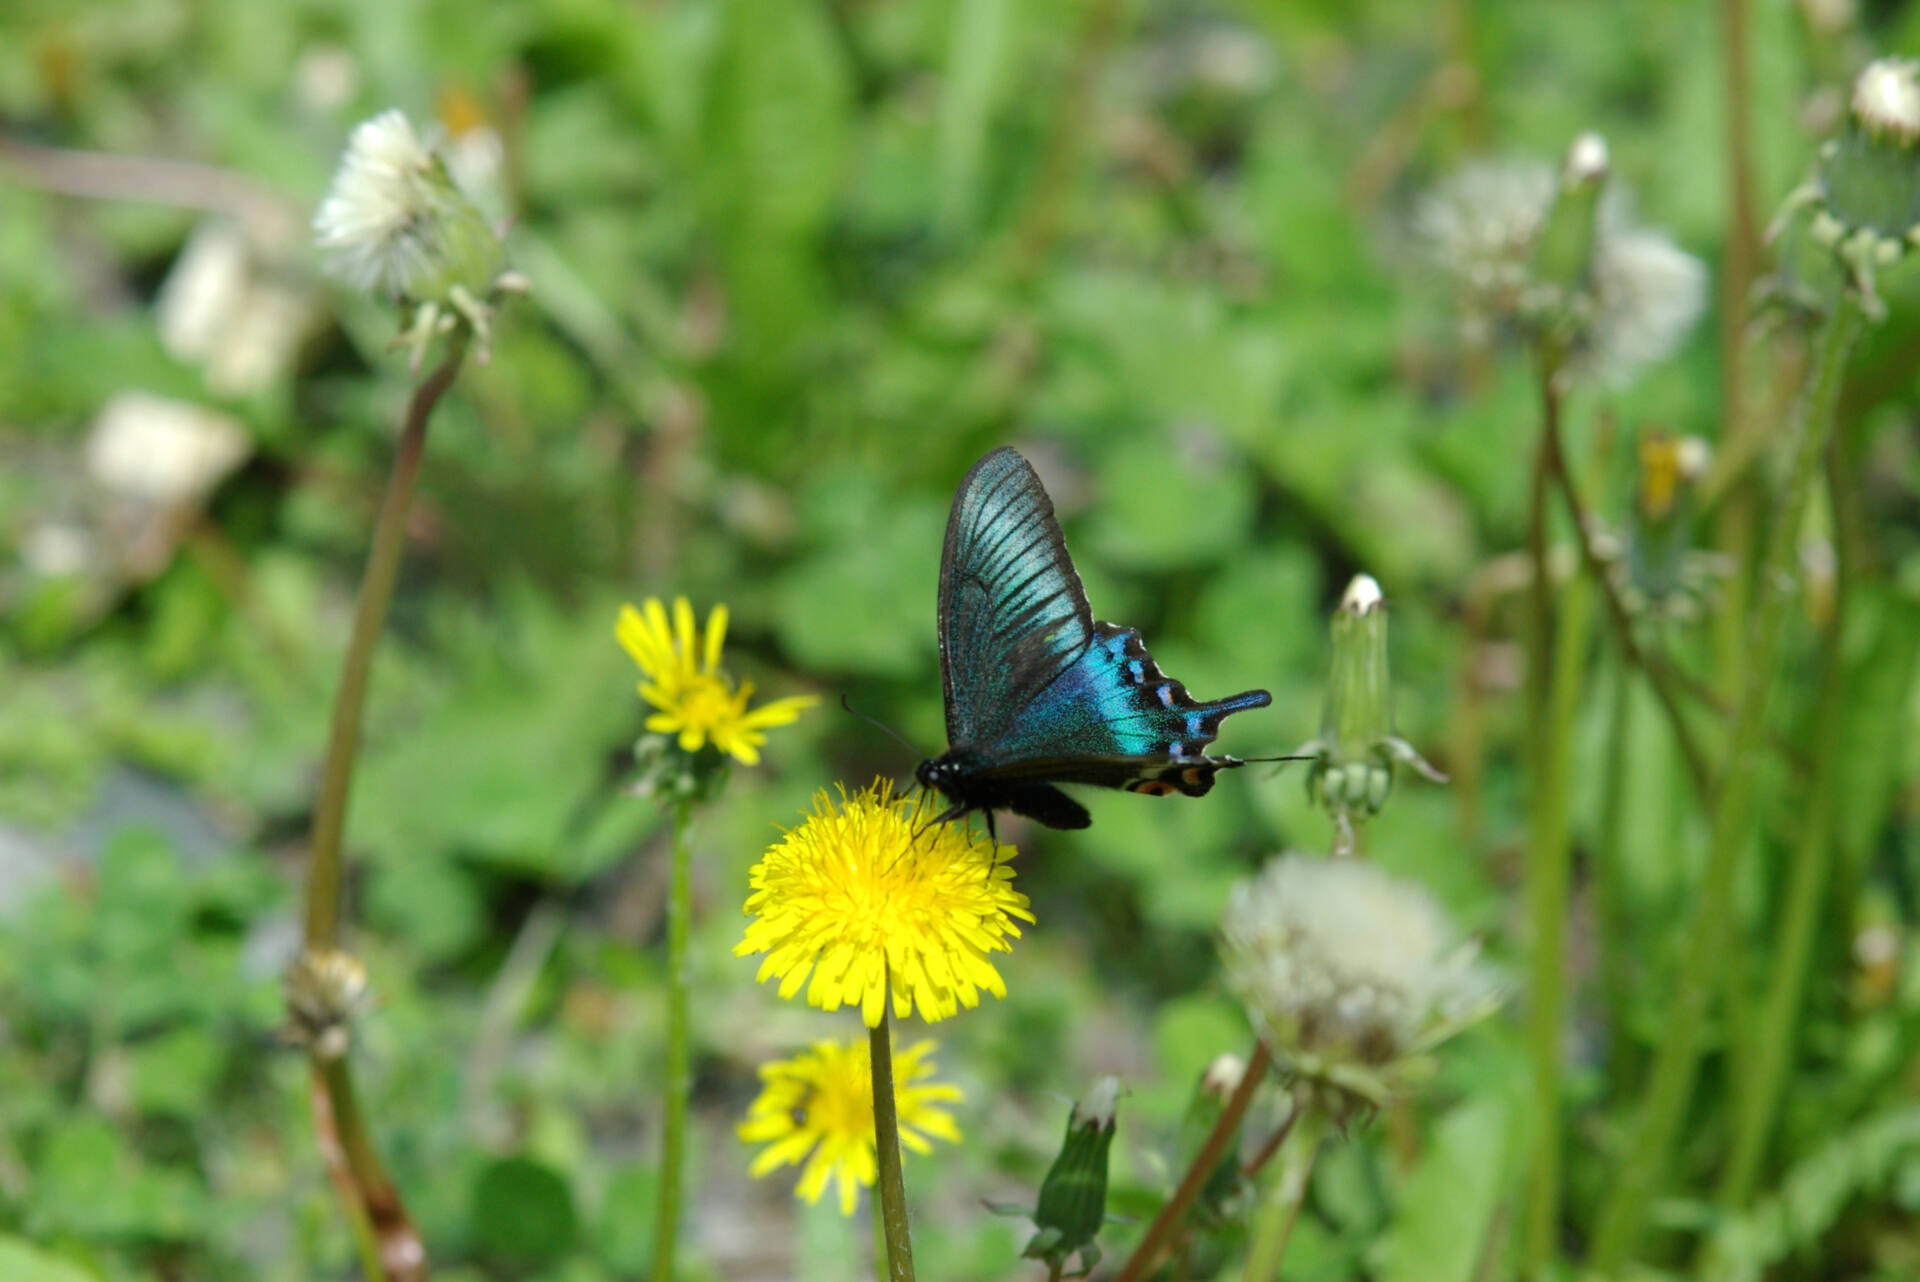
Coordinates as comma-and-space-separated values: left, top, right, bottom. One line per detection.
739, 1037, 961, 1216
616, 597, 817, 766
735, 780, 1034, 1026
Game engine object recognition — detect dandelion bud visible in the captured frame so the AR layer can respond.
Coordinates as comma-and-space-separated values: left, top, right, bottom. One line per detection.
1296, 575, 1444, 851
1619, 430, 1713, 619
1021, 1077, 1120, 1276
1772, 59, 1920, 316
1533, 132, 1610, 308
313, 110, 521, 364
284, 948, 371, 1061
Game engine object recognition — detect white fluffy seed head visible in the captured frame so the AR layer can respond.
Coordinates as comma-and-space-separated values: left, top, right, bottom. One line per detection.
1414, 154, 1704, 386
1584, 218, 1707, 386
1221, 853, 1491, 1070
313, 110, 498, 301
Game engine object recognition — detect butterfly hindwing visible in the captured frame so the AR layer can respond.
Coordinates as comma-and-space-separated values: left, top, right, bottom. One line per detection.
924, 447, 1272, 827
975, 622, 1272, 794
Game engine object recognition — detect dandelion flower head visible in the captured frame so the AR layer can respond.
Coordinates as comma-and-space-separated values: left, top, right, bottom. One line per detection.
313, 109, 497, 301
1220, 853, 1492, 1075
739, 1037, 960, 1216
616, 597, 817, 767
736, 780, 1034, 1026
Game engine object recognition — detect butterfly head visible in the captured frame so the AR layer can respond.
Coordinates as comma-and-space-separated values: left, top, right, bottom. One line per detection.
914, 753, 964, 803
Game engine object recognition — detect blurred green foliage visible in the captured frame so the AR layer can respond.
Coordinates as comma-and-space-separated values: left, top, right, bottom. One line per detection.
2, 0, 1920, 1280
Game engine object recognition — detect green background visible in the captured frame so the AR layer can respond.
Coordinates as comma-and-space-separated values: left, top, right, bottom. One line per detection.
3, 1, 1919, 1279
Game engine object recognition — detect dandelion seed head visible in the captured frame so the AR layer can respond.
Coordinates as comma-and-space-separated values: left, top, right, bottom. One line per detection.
1221, 854, 1491, 1073
313, 109, 502, 305
1584, 220, 1708, 386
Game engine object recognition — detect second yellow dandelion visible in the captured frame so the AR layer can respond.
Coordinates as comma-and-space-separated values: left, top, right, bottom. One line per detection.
616, 596, 818, 766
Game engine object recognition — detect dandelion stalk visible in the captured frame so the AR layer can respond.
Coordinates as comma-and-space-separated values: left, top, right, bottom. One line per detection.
1717, 416, 1857, 1209
1589, 298, 1862, 1272
1522, 361, 1589, 1276
305, 334, 469, 948
1241, 1108, 1323, 1282
298, 332, 467, 1282
1111, 1042, 1271, 1282
653, 799, 695, 1282
869, 997, 916, 1282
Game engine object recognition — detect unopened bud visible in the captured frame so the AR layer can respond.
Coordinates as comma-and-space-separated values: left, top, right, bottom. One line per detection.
1773, 59, 1920, 316
284, 948, 371, 1061
1532, 132, 1611, 317
1298, 574, 1444, 848
1021, 1077, 1120, 1275
1202, 1052, 1247, 1100
1852, 59, 1920, 144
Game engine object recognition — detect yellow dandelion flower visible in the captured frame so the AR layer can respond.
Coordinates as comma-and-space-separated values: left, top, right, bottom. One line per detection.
739, 1037, 962, 1216
615, 597, 818, 766
735, 780, 1035, 1026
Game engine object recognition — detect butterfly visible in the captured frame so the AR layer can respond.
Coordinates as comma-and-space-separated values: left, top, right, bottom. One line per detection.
915, 446, 1272, 835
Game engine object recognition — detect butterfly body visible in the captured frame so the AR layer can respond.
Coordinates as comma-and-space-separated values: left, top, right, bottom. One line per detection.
918, 447, 1271, 832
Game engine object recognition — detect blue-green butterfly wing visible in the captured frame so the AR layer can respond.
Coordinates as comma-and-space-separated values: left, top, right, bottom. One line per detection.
935, 447, 1270, 813
937, 447, 1095, 752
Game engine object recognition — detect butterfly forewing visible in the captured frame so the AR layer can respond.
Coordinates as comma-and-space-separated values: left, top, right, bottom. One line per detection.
937, 448, 1094, 749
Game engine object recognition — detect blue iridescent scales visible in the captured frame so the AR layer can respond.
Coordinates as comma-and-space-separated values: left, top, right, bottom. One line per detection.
914, 446, 1273, 832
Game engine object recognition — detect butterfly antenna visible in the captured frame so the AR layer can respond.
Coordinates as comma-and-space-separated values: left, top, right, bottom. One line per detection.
839, 693, 926, 759
1239, 754, 1316, 764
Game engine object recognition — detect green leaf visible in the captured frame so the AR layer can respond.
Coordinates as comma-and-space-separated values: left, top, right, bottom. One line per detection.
470, 1156, 579, 1268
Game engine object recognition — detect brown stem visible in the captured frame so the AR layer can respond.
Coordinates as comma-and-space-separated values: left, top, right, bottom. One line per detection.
313, 1061, 427, 1282
1110, 1042, 1272, 1282
1239, 1104, 1301, 1180
304, 336, 469, 948
1540, 418, 1714, 801
298, 332, 469, 1282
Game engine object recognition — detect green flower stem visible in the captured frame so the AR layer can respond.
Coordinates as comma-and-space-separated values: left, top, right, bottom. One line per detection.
1522, 367, 1592, 1277
1589, 299, 1863, 1272
299, 331, 468, 1281
1241, 1107, 1323, 1282
871, 1189, 889, 1282
1595, 662, 1637, 1089
1717, 410, 1858, 1210
869, 999, 917, 1282
304, 332, 470, 949
1111, 1042, 1272, 1282
653, 799, 695, 1282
